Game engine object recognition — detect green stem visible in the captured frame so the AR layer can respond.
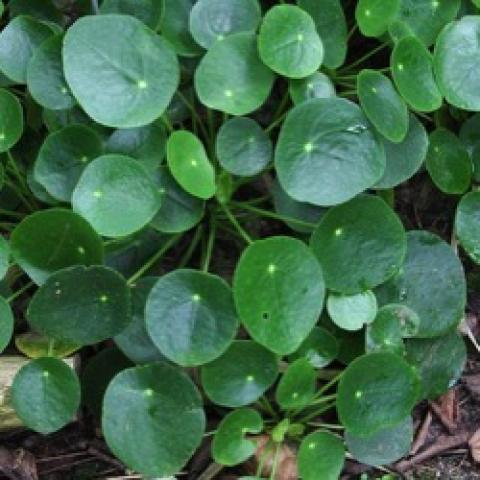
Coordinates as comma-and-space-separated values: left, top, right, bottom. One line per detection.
7, 281, 34, 303
307, 422, 344, 430
179, 226, 203, 268
0, 208, 25, 219
47, 339, 55, 357
265, 111, 288, 134
127, 234, 182, 285
256, 441, 273, 478
296, 402, 336, 424
220, 203, 253, 244
176, 90, 210, 144
162, 115, 174, 133
346, 23, 358, 42
269, 443, 282, 480
202, 219, 216, 272
260, 395, 277, 419
340, 42, 389, 73
314, 371, 343, 400
230, 202, 317, 229
309, 393, 337, 406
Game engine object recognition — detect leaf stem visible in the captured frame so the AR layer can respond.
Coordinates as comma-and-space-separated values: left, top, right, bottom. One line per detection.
296, 402, 336, 424
202, 218, 216, 272
179, 226, 203, 268
7, 281, 34, 303
127, 234, 182, 285
176, 90, 210, 144
339, 42, 389, 73
219, 203, 253, 245
269, 443, 282, 480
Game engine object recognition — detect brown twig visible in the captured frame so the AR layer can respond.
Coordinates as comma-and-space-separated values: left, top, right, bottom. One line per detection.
429, 401, 457, 435
410, 411, 433, 455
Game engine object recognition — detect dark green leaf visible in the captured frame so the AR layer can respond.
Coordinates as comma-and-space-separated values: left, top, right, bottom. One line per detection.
289, 326, 338, 368
0, 297, 13, 354
455, 191, 480, 263
0, 88, 23, 153
99, 0, 163, 29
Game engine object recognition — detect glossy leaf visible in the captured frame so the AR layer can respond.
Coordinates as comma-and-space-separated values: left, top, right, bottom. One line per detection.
455, 191, 480, 264
356, 0, 400, 37
289, 326, 338, 368
0, 88, 23, 153
0, 297, 13, 354
99, 0, 163, 29
289, 72, 335, 105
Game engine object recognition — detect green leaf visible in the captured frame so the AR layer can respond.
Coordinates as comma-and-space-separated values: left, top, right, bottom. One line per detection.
0, 15, 54, 83
160, 0, 203, 57
327, 290, 378, 332
0, 235, 9, 279
72, 154, 161, 237
375, 113, 428, 189
194, 32, 275, 115
63, 14, 180, 128
10, 209, 104, 285
298, 431, 345, 480
355, 0, 400, 37
289, 72, 336, 105
345, 416, 413, 466
275, 98, 385, 206
455, 191, 480, 263
311, 195, 406, 294
15, 332, 79, 359
11, 357, 80, 434
258, 5, 324, 79
233, 236, 325, 355
102, 363, 205, 477
8, 0, 63, 24
201, 340, 278, 407
406, 332, 466, 399
435, 16, 480, 112
460, 113, 480, 154
358, 69, 408, 143
114, 277, 165, 364
337, 352, 420, 435
105, 121, 167, 174
297, 0, 347, 69
99, 0, 163, 29
0, 88, 23, 153
189, 0, 261, 49
397, 0, 461, 46
271, 178, 325, 234
275, 358, 316, 410
426, 128, 472, 194
376, 230, 466, 337
150, 166, 204, 233
34, 124, 103, 202
212, 408, 263, 466
167, 130, 216, 199
145, 269, 238, 366
26, 35, 76, 111
289, 326, 338, 368
216, 117, 272, 177
0, 297, 13, 354
391, 36, 442, 112
27, 265, 131, 345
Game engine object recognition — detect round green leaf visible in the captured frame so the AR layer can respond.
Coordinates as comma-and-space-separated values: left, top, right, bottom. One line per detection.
150, 166, 204, 233
216, 117, 272, 177
435, 16, 480, 112
167, 130, 216, 199
258, 5, 323, 79
145, 269, 238, 366
311, 195, 406, 294
397, 0, 461, 46
391, 36, 442, 112
161, 0, 203, 57
11, 357, 80, 434
345, 416, 413, 466
34, 124, 103, 202
459, 112, 480, 154
72, 154, 161, 237
27, 265, 131, 345
289, 326, 338, 368
375, 113, 428, 189
201, 340, 278, 407
26, 35, 76, 111
297, 0, 347, 69
455, 191, 480, 263
102, 363, 205, 477
426, 128, 472, 194
233, 236, 325, 355
114, 277, 165, 364
10, 209, 104, 285
105, 121, 167, 174
298, 431, 345, 480
0, 88, 23, 153
15, 332, 79, 359
327, 290, 378, 332
0, 297, 13, 354
194, 32, 275, 115
271, 178, 325, 234
0, 15, 54, 83
99, 0, 163, 29
0, 234, 10, 279
289, 72, 335, 105
337, 352, 420, 435
212, 408, 263, 466
189, 0, 261, 49
63, 14, 180, 128
275, 97, 385, 206
358, 69, 408, 143
376, 230, 466, 337
355, 0, 401, 37
365, 306, 407, 355
406, 332, 466, 399
275, 358, 316, 410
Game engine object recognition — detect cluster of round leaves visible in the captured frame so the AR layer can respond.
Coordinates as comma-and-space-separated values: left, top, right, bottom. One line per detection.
0, 0, 478, 478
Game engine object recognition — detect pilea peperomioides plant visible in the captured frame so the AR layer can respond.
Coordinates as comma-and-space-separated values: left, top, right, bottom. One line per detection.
0, 0, 479, 478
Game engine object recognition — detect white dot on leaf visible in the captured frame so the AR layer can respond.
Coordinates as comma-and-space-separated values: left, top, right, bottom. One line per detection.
292, 392, 299, 399
268, 264, 277, 274
334, 227, 343, 237
432, 0, 439, 8
365, 9, 371, 16
224, 89, 234, 97
246, 375, 255, 382
43, 371, 50, 378
217, 34, 224, 41
55, 289, 62, 295
100, 295, 108, 303
60, 86, 68, 94
397, 63, 404, 71
93, 190, 103, 198
77, 246, 85, 255
144, 388, 154, 397
191, 159, 198, 167
297, 33, 304, 42
0, 133, 5, 141
371, 87, 377, 93
308, 442, 316, 450
192, 294, 201, 302
81, 156, 88, 164
304, 142, 313, 153
355, 390, 363, 399
137, 79, 148, 89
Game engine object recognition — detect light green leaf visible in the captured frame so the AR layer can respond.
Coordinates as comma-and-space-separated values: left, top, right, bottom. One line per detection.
327, 290, 378, 331
356, 0, 401, 37
455, 191, 480, 263
289, 72, 336, 105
